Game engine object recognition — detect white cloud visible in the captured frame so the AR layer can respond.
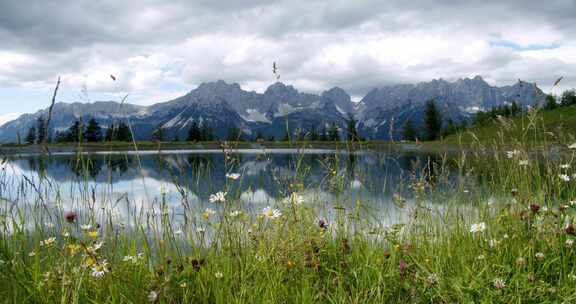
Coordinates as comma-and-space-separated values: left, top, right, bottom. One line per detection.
0, 0, 576, 115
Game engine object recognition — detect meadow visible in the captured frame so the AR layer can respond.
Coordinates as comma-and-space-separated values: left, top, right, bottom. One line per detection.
1, 113, 576, 303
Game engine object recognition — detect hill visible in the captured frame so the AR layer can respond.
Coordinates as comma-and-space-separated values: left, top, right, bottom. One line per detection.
442, 105, 576, 145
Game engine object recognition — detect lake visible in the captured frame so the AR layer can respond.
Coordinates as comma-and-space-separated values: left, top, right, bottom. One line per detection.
0, 148, 475, 230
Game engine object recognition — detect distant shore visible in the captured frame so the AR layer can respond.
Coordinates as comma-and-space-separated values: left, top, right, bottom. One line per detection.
0, 140, 473, 156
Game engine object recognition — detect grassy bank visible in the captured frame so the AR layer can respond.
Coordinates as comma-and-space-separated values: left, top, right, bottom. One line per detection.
443, 105, 576, 146
1, 134, 576, 302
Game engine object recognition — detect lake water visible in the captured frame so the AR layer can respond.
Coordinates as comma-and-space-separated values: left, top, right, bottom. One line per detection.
0, 148, 473, 229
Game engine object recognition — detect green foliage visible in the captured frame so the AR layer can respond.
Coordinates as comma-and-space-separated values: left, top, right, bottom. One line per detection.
402, 120, 417, 141
424, 100, 441, 141
346, 113, 358, 142
25, 126, 36, 144
83, 118, 103, 142
328, 122, 339, 141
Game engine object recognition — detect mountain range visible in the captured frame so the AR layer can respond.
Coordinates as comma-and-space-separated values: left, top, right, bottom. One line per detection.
0, 76, 546, 142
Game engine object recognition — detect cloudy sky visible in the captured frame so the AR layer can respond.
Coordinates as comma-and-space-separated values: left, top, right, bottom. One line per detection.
0, 0, 575, 124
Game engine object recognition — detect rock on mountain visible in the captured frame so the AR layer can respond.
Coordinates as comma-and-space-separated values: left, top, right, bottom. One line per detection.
0, 76, 546, 142
357, 76, 545, 139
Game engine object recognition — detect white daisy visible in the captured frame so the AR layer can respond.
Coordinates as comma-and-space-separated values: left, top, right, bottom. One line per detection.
209, 191, 227, 203
229, 210, 242, 218
470, 222, 486, 233
262, 206, 282, 220
148, 291, 158, 302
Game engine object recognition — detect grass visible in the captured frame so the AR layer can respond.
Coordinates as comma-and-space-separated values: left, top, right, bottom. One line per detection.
2, 125, 576, 303
443, 105, 576, 146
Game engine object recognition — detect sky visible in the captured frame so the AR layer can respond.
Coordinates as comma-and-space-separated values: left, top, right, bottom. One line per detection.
1, 0, 576, 125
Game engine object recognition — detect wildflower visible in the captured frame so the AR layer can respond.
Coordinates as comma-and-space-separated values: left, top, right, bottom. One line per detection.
215, 272, 224, 279
570, 274, 576, 281
225, 173, 241, 180
511, 188, 518, 196
426, 273, 439, 285
399, 260, 408, 276
262, 206, 281, 219
202, 208, 216, 220
559, 174, 571, 182
535, 252, 545, 260
565, 223, 575, 235
519, 160, 529, 166
487, 197, 496, 205
287, 193, 304, 206
493, 278, 506, 289
174, 229, 183, 235
91, 260, 109, 278
566, 239, 574, 248
180, 282, 187, 288
64, 211, 77, 223
28, 251, 36, 257
470, 222, 486, 233
561, 164, 571, 169
44, 222, 54, 228
229, 210, 242, 218
40, 237, 56, 247
80, 224, 91, 231
506, 150, 520, 158
196, 227, 206, 233
516, 257, 526, 266
571, 201, 576, 206
488, 239, 500, 248
569, 143, 576, 149
529, 203, 540, 214
287, 260, 295, 269
62, 232, 70, 237
148, 291, 158, 302
476, 255, 485, 260
209, 191, 227, 203
318, 219, 328, 229
88, 241, 103, 253
68, 244, 81, 255
87, 230, 98, 239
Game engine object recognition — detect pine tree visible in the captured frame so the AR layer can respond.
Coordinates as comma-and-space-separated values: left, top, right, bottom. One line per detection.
66, 120, 83, 142
115, 123, 133, 142
544, 94, 558, 110
36, 116, 47, 144
561, 90, 576, 107
227, 126, 242, 141
187, 121, 201, 142
424, 100, 442, 141
346, 113, 358, 142
319, 125, 328, 141
328, 122, 339, 141
25, 126, 37, 144
84, 118, 102, 142
104, 124, 114, 142
309, 127, 318, 141
200, 123, 214, 141
402, 120, 417, 141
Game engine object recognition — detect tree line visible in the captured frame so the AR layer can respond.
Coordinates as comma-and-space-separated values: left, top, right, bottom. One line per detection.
24, 116, 361, 144
25, 117, 133, 144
